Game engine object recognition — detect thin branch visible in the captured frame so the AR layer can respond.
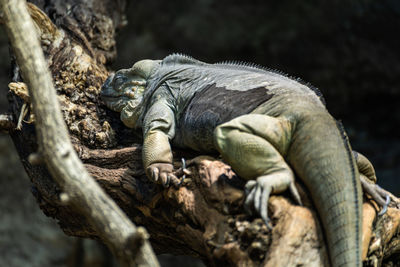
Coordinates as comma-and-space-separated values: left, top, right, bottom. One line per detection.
0, 0, 159, 266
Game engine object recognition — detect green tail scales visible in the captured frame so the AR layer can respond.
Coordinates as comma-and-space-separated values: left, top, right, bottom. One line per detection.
287, 111, 362, 267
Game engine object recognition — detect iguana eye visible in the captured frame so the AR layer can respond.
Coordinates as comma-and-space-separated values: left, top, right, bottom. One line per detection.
113, 75, 127, 89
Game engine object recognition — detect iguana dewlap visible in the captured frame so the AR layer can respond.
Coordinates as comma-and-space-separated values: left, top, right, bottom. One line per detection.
101, 54, 389, 267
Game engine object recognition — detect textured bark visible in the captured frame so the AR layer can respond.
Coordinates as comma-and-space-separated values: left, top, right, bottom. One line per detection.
3, 1, 400, 266
0, 0, 158, 266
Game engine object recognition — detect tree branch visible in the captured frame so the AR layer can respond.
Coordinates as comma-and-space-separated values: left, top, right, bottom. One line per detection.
0, 0, 158, 266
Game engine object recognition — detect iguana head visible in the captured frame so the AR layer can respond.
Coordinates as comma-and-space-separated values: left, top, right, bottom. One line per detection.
101, 59, 160, 127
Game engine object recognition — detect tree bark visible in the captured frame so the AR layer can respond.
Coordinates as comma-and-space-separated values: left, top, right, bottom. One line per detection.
3, 1, 400, 266
0, 0, 158, 266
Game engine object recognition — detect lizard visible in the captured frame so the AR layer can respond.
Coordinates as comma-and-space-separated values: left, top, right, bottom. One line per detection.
101, 54, 392, 267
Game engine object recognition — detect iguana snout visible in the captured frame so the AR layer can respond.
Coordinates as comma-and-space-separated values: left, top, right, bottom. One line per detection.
100, 73, 115, 96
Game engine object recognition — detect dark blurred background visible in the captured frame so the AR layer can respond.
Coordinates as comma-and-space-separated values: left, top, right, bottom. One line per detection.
1, 0, 399, 266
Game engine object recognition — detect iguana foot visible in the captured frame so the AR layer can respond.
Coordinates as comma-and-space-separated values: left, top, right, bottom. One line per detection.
360, 175, 398, 215
146, 160, 190, 188
146, 163, 180, 188
244, 170, 302, 229
353, 150, 400, 214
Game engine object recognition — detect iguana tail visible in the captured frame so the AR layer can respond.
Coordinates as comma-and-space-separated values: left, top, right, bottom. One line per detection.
287, 110, 362, 267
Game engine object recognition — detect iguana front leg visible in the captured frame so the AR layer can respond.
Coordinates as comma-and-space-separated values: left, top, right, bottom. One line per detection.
142, 99, 180, 187
143, 130, 179, 187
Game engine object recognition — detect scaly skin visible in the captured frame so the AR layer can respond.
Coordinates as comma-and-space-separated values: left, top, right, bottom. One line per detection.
214, 96, 362, 266
287, 109, 362, 266
101, 54, 390, 266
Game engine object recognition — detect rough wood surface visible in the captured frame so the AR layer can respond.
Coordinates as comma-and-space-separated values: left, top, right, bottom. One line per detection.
1, 1, 158, 266
4, 1, 400, 266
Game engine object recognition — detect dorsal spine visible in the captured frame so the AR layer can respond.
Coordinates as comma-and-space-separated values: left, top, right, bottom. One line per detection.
163, 53, 326, 105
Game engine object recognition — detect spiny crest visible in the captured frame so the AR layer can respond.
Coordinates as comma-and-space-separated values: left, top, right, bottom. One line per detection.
335, 118, 360, 237
162, 53, 326, 106
214, 59, 273, 75
162, 53, 206, 66
335, 120, 350, 144
285, 73, 326, 106
214, 59, 326, 106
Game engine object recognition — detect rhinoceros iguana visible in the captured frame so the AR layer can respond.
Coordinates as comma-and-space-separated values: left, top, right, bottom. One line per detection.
101, 54, 391, 267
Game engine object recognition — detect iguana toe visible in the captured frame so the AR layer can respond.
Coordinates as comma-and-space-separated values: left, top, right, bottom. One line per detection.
289, 181, 303, 206
146, 163, 179, 187
150, 167, 159, 183
244, 179, 272, 229
244, 170, 299, 229
244, 180, 257, 213
377, 194, 390, 216
360, 175, 392, 215
160, 172, 169, 187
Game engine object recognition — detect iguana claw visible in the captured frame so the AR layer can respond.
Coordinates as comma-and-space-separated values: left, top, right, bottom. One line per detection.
177, 158, 186, 186
378, 194, 390, 216
244, 170, 302, 229
359, 175, 392, 215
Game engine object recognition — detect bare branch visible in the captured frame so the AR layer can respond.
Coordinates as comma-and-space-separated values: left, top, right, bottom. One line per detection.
0, 0, 158, 266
